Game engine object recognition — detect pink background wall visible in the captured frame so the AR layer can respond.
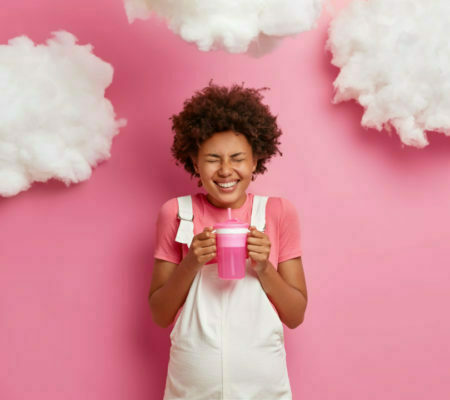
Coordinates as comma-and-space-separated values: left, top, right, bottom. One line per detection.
1, 0, 449, 399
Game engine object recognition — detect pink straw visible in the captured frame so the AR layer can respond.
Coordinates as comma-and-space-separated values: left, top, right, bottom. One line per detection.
227, 207, 232, 220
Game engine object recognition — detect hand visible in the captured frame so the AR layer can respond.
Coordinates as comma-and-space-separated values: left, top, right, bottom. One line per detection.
183, 227, 216, 272
247, 226, 271, 273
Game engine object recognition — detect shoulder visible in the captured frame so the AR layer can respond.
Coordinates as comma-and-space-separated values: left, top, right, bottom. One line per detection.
266, 196, 298, 219
157, 197, 179, 221
158, 194, 202, 219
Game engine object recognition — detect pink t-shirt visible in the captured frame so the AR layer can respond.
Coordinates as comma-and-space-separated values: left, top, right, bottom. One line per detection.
154, 193, 301, 269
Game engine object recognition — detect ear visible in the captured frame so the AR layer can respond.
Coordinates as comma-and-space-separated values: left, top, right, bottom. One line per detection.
191, 156, 199, 174
252, 159, 257, 173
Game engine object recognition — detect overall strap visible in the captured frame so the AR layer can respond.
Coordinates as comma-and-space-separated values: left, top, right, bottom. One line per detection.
175, 195, 194, 248
250, 195, 269, 232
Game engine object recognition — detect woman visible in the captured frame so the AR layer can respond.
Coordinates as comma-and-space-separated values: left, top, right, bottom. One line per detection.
149, 82, 308, 399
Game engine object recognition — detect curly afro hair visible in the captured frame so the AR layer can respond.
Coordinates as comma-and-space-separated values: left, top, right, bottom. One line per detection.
171, 82, 282, 180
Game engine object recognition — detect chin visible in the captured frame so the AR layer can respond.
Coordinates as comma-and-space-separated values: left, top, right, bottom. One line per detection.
212, 191, 245, 209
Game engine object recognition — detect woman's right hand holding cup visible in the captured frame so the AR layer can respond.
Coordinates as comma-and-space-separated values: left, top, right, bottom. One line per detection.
183, 227, 216, 272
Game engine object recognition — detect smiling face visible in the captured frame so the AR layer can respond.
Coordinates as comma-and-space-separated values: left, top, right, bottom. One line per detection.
193, 131, 257, 209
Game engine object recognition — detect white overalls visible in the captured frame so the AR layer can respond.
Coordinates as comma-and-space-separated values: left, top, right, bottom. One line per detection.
163, 195, 292, 400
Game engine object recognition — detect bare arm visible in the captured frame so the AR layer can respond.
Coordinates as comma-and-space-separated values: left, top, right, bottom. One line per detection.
256, 257, 308, 329
149, 227, 216, 328
247, 227, 307, 329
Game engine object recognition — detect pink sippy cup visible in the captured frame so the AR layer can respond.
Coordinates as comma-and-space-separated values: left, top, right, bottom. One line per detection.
213, 208, 249, 280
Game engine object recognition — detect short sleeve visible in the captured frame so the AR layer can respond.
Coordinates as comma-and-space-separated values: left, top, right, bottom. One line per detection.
153, 198, 183, 265
278, 198, 302, 263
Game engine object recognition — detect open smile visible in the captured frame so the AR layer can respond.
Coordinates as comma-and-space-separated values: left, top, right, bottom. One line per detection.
214, 180, 240, 192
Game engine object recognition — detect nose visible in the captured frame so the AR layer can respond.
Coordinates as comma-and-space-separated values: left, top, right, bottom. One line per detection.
218, 159, 233, 176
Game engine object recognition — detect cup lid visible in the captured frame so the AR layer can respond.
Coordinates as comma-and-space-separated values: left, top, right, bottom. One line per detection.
213, 218, 249, 230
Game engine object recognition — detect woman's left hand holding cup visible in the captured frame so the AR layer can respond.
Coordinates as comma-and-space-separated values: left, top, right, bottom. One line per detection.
247, 226, 271, 273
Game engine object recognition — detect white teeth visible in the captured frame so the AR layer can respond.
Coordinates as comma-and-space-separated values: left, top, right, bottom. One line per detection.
217, 181, 238, 188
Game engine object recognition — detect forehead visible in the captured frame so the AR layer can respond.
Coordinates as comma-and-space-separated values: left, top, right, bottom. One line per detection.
199, 131, 251, 154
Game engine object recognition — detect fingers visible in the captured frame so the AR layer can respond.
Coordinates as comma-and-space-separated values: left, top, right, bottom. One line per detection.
247, 227, 270, 247
248, 226, 264, 237
247, 227, 270, 265
195, 244, 216, 256
247, 236, 270, 246
196, 226, 216, 241
184, 227, 217, 269
191, 236, 216, 252
194, 237, 216, 247
193, 243, 216, 264
247, 244, 268, 253
248, 251, 267, 262
191, 226, 216, 262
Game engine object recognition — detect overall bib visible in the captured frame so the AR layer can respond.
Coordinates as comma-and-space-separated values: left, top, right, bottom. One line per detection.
163, 195, 292, 400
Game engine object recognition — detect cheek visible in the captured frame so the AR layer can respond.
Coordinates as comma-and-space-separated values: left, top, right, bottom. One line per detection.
199, 164, 217, 180
239, 163, 255, 178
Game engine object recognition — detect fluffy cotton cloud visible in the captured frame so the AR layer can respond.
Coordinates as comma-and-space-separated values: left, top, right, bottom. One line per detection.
0, 31, 126, 197
328, 0, 450, 148
124, 0, 323, 55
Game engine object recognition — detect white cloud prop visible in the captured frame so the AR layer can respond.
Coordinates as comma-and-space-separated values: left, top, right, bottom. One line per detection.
124, 0, 323, 55
0, 31, 126, 197
328, 0, 450, 148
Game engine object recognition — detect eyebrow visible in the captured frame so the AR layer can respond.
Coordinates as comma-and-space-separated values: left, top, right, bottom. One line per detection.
205, 152, 246, 158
